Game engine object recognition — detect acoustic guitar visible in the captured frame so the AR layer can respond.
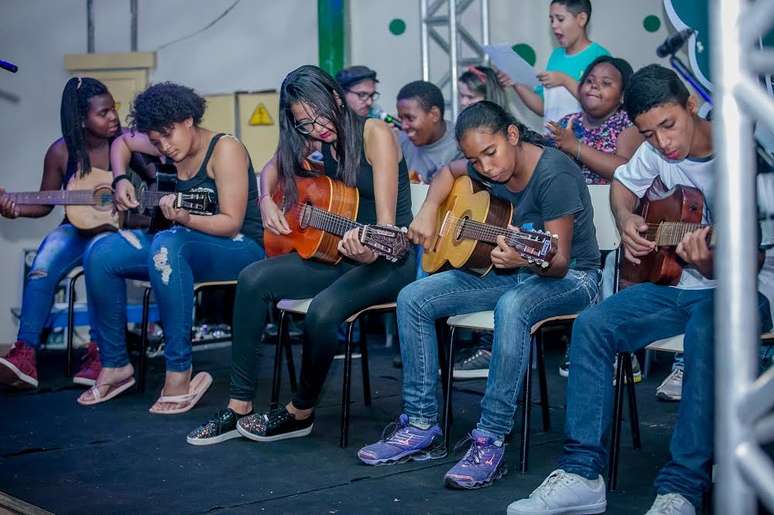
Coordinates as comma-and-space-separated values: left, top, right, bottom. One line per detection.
422, 175, 558, 276
263, 175, 410, 264
619, 184, 712, 286
1, 166, 218, 234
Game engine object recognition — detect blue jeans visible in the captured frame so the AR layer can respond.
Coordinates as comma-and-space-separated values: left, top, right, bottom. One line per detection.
17, 223, 106, 348
85, 227, 264, 372
559, 283, 772, 508
398, 267, 600, 440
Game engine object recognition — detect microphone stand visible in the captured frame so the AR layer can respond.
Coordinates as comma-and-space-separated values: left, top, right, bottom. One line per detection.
667, 53, 712, 105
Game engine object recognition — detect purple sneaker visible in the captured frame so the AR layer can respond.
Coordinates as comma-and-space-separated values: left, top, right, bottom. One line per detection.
444, 430, 507, 489
358, 414, 446, 465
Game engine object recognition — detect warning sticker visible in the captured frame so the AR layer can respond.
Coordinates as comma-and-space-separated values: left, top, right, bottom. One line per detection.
249, 103, 274, 126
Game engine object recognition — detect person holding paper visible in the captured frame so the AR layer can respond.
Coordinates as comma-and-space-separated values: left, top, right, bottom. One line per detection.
499, 0, 609, 128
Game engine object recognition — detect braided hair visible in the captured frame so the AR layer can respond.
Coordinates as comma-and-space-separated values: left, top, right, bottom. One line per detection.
60, 77, 110, 177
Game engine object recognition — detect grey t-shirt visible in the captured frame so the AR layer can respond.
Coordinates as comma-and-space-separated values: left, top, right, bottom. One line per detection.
468, 146, 600, 271
400, 121, 462, 184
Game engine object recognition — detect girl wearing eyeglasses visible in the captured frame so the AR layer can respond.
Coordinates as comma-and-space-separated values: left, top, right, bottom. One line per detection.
187, 65, 415, 445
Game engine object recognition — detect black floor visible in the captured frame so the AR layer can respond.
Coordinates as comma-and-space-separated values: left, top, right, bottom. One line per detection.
0, 335, 682, 514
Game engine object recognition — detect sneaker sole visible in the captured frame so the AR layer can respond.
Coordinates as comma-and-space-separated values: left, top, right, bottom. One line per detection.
453, 369, 489, 380
0, 358, 38, 388
558, 367, 569, 378
444, 463, 508, 490
186, 429, 242, 446
506, 501, 606, 515
73, 377, 97, 387
656, 391, 681, 402
236, 423, 313, 442
358, 444, 448, 466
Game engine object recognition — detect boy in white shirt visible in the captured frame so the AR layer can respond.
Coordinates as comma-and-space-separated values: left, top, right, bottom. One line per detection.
507, 65, 772, 515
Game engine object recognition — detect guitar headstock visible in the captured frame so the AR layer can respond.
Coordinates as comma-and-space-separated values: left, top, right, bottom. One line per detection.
507, 228, 559, 269
360, 224, 410, 263
176, 191, 218, 216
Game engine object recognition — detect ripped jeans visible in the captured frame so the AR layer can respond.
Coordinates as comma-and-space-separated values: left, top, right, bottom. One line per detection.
84, 227, 264, 372
17, 223, 107, 348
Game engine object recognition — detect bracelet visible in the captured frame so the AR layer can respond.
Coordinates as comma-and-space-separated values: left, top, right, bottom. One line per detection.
111, 174, 130, 189
575, 140, 582, 161
259, 193, 272, 204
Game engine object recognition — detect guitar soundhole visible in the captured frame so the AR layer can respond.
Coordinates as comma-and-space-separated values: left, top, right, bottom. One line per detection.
92, 186, 114, 211
454, 216, 468, 241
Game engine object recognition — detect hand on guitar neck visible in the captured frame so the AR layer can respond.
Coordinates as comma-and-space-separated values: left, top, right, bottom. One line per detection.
491, 225, 540, 269
0, 188, 21, 218
674, 226, 714, 279
338, 228, 378, 264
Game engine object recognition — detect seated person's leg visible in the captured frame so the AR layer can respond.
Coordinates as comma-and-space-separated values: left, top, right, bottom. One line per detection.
77, 231, 151, 404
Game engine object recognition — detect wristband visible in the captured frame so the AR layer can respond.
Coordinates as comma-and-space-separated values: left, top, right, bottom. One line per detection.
111, 174, 130, 189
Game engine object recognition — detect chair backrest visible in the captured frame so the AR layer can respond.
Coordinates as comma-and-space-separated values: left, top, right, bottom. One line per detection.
588, 184, 620, 252
410, 183, 430, 218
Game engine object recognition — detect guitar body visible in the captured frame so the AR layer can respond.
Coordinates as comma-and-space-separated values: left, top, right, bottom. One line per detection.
619, 185, 704, 286
63, 168, 119, 234
121, 167, 177, 233
264, 175, 359, 264
422, 175, 513, 276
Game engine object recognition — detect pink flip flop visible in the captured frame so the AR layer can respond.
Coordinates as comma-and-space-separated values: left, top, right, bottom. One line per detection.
77, 376, 136, 406
149, 372, 213, 415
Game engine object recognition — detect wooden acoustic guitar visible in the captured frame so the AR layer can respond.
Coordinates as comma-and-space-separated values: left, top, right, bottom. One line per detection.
1, 166, 218, 234
619, 184, 712, 286
422, 175, 558, 276
264, 175, 410, 264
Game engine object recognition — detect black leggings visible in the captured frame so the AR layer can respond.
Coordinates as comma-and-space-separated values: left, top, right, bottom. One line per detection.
229, 249, 416, 409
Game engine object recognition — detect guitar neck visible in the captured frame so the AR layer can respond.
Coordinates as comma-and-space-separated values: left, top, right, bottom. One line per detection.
653, 222, 713, 246
455, 217, 509, 245
3, 190, 99, 206
303, 204, 362, 237
138, 190, 174, 209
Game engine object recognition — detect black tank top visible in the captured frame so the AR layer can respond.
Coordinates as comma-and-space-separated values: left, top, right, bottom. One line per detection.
175, 133, 263, 245
320, 140, 412, 227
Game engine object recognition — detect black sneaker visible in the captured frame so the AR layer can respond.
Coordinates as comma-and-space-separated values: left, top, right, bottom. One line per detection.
237, 407, 314, 442
453, 347, 492, 379
187, 408, 251, 446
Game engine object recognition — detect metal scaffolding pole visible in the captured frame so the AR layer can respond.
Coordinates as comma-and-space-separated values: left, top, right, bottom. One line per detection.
713, 0, 774, 513
419, 0, 490, 120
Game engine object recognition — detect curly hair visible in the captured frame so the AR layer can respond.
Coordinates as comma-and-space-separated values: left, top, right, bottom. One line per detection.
128, 82, 206, 134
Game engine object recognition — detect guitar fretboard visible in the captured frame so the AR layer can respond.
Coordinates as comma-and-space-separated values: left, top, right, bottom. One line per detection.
443, 215, 542, 256
652, 222, 713, 246
299, 203, 362, 237
4, 190, 109, 206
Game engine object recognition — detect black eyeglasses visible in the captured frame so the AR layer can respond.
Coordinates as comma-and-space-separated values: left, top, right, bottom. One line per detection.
294, 114, 331, 135
346, 90, 380, 102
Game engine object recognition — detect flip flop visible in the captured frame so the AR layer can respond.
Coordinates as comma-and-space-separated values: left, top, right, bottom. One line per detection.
77, 376, 136, 406
149, 372, 213, 415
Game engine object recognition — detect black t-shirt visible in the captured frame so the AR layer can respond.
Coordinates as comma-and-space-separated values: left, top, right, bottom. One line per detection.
468, 146, 600, 271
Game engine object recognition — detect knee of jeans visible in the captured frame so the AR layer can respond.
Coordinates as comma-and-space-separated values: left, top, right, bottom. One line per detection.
83, 237, 113, 278
494, 289, 531, 324
397, 281, 429, 319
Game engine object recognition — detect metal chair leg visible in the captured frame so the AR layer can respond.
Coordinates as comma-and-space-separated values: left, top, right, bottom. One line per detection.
443, 327, 456, 452
608, 353, 626, 491
65, 270, 83, 377
623, 354, 642, 450
284, 323, 298, 393
520, 345, 533, 474
138, 287, 152, 393
535, 332, 551, 432
270, 311, 288, 409
340, 321, 356, 448
359, 318, 372, 406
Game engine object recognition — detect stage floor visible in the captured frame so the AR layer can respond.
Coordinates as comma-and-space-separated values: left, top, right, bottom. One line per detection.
1, 334, 683, 514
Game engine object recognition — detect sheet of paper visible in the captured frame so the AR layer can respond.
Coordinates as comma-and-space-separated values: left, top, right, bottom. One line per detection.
482, 44, 540, 89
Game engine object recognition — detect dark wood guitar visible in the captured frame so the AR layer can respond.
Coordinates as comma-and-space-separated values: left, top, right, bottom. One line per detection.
264, 175, 410, 264
2, 166, 218, 234
619, 184, 712, 286
422, 175, 558, 275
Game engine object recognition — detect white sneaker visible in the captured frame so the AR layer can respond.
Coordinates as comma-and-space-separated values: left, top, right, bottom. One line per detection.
644, 493, 696, 515
506, 469, 606, 515
656, 367, 683, 402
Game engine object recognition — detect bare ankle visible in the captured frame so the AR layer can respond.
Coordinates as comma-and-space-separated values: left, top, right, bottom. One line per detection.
228, 399, 252, 416
286, 402, 313, 420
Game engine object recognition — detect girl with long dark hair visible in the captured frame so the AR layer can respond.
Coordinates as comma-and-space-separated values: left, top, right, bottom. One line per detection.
358, 101, 600, 489
187, 65, 415, 445
0, 77, 121, 390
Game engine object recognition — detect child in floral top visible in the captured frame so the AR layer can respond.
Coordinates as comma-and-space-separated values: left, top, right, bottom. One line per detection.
547, 56, 643, 185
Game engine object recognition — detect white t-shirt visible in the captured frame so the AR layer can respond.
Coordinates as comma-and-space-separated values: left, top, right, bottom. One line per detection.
614, 142, 716, 290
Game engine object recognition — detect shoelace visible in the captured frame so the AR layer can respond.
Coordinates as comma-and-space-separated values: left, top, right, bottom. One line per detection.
463, 350, 488, 365
261, 408, 292, 430
380, 417, 414, 444
671, 368, 684, 382
453, 434, 487, 465
653, 494, 686, 512
534, 471, 575, 500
